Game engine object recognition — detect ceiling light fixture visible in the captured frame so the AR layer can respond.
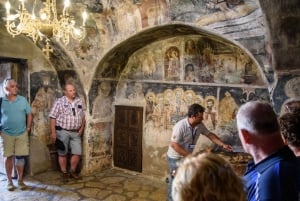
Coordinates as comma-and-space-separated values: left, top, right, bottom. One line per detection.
5, 0, 88, 58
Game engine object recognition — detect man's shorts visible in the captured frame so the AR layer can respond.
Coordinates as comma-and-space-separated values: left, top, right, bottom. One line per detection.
56, 130, 82, 156
0, 131, 29, 157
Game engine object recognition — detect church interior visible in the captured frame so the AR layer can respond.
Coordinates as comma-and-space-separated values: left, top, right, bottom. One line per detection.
0, 0, 300, 199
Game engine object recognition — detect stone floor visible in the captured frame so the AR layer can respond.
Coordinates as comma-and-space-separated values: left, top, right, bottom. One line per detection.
0, 168, 167, 201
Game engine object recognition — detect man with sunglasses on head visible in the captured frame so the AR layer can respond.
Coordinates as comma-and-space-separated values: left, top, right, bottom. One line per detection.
0, 78, 32, 191
49, 83, 86, 183
166, 103, 232, 201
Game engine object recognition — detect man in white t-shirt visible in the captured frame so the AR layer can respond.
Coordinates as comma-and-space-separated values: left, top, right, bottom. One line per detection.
167, 103, 233, 201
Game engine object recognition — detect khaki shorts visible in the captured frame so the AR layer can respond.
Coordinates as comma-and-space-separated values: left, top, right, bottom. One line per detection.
0, 131, 29, 157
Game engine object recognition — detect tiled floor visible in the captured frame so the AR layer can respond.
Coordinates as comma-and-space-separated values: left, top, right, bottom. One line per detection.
0, 168, 167, 201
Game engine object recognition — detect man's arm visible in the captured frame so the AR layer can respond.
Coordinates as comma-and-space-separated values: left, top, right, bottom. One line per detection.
170, 141, 190, 157
26, 113, 33, 132
207, 132, 233, 151
78, 115, 85, 136
78, 98, 86, 136
50, 118, 57, 142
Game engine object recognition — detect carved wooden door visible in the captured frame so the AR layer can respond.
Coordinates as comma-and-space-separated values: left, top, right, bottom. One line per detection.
113, 106, 143, 172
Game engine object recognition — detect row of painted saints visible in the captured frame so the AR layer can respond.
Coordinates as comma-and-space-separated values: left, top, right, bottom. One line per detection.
89, 80, 238, 131
113, 81, 238, 127
125, 38, 262, 85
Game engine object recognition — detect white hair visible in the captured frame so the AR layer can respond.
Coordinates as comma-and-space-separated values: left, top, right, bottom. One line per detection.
3, 78, 15, 95
236, 101, 279, 135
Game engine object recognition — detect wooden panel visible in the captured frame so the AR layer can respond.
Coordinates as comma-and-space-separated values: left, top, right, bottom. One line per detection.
113, 106, 143, 172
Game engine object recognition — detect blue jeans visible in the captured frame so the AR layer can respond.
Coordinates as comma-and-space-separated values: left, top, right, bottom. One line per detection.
167, 157, 180, 201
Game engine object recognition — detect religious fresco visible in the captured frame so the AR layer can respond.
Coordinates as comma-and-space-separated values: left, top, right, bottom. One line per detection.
1, 0, 298, 181
125, 83, 269, 176
138, 0, 168, 27
87, 80, 116, 160
121, 35, 265, 85
30, 71, 59, 145
112, 81, 267, 147
168, 0, 250, 22
165, 46, 181, 81
57, 70, 86, 103
89, 80, 116, 114
272, 75, 300, 114
81, 0, 257, 42
0, 64, 12, 97
57, 0, 262, 83
86, 118, 112, 173
7, 0, 265, 177
29, 70, 87, 148
86, 32, 268, 176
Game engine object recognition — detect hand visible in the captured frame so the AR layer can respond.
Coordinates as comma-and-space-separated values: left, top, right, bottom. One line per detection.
222, 144, 233, 152
78, 127, 84, 136
26, 127, 31, 135
51, 132, 57, 143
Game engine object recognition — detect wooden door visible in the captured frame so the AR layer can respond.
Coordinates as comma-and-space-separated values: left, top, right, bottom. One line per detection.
113, 106, 143, 172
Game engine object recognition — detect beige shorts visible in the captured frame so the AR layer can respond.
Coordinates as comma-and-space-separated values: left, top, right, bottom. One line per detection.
0, 131, 29, 157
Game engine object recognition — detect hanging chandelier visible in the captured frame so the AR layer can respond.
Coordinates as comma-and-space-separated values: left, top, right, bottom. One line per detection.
4, 0, 88, 58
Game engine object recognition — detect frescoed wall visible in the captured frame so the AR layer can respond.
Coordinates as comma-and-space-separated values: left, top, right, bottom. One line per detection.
1, 0, 299, 180
119, 36, 264, 85
87, 34, 268, 177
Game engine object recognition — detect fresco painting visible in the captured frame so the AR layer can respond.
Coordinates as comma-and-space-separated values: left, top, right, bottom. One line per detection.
122, 36, 264, 85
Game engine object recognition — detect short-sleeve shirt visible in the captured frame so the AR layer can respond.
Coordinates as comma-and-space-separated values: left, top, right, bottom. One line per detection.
167, 117, 210, 159
1, 95, 31, 136
49, 96, 85, 130
244, 146, 300, 201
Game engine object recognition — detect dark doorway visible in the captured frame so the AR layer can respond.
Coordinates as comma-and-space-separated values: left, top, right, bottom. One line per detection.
113, 106, 143, 172
0, 57, 28, 98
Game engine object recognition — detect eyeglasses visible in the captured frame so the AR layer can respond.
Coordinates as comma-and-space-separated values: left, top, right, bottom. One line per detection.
72, 108, 76, 116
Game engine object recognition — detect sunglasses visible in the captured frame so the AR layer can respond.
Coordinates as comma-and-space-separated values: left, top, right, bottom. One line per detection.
71, 108, 76, 116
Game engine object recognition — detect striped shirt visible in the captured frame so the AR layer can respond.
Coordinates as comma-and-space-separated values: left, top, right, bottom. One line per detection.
49, 96, 85, 130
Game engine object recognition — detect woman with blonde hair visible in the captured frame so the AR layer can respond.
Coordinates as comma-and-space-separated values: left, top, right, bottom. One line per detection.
172, 153, 246, 201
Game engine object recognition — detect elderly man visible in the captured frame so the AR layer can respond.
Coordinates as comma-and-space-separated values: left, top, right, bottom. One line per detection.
0, 78, 32, 191
49, 83, 86, 182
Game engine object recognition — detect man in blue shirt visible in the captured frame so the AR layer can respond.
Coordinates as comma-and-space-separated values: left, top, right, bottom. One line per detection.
0, 79, 32, 191
236, 101, 300, 201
